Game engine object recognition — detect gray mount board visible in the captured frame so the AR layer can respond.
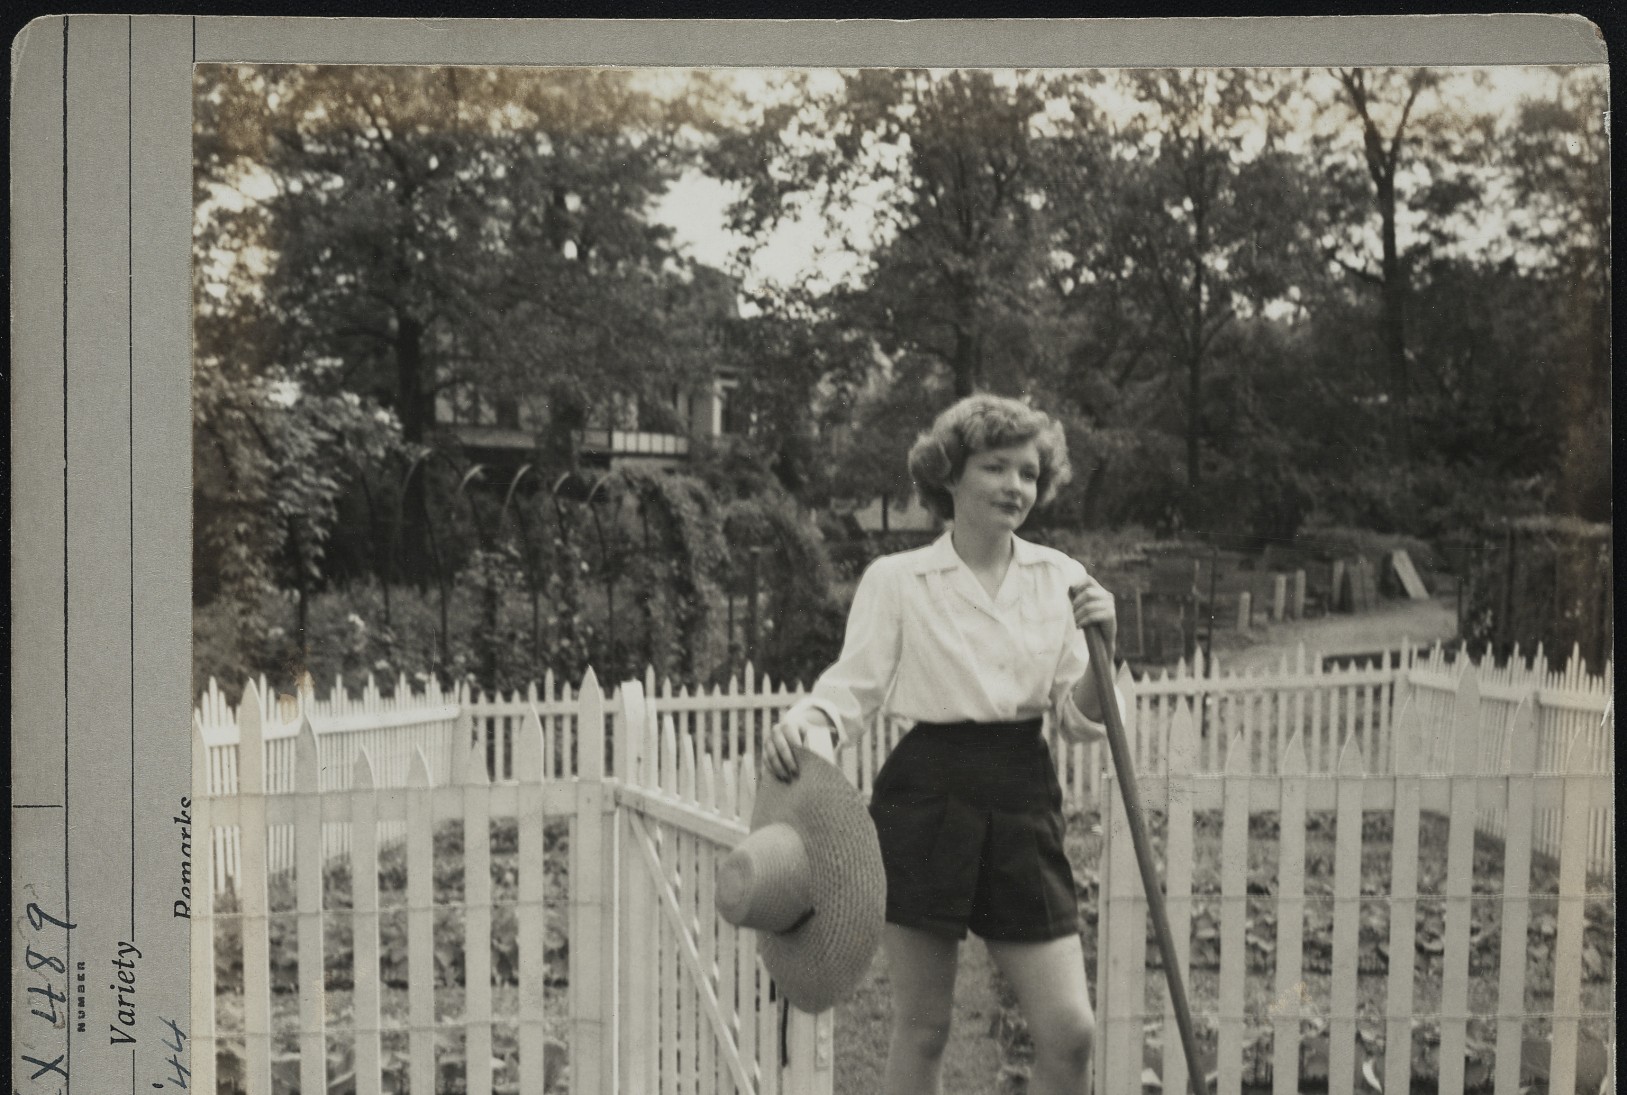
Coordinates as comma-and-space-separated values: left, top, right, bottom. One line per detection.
8, 15, 1606, 1095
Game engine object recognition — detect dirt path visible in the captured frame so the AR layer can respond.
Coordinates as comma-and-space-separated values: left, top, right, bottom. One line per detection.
1208, 592, 1460, 673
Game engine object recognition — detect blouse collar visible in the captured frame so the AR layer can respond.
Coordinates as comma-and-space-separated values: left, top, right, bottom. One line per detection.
911, 531, 1043, 615
910, 530, 1044, 575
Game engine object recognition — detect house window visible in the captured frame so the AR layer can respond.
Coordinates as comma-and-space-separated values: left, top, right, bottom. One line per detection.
718, 380, 745, 436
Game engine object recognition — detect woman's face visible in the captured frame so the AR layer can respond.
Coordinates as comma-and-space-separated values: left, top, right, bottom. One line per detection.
949, 440, 1042, 532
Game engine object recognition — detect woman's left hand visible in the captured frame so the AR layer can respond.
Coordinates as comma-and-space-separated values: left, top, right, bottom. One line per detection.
1068, 573, 1117, 656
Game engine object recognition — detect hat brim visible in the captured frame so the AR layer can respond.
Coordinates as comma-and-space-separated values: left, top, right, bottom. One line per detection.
751, 746, 886, 1012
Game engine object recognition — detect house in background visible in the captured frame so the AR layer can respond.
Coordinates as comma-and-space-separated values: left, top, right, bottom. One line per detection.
434, 265, 746, 474
434, 373, 743, 475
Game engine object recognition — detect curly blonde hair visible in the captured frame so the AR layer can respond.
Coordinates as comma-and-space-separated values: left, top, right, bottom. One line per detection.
907, 394, 1073, 521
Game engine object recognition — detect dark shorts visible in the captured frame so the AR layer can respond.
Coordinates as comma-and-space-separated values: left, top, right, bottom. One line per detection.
868, 719, 1080, 943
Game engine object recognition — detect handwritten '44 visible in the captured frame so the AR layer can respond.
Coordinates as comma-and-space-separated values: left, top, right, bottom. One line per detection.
153, 1017, 188, 1091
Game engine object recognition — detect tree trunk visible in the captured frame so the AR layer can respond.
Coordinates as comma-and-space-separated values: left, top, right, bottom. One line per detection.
480, 579, 500, 689
395, 315, 436, 586
952, 325, 980, 398
1187, 176, 1208, 490
1376, 174, 1409, 407
1187, 347, 1203, 490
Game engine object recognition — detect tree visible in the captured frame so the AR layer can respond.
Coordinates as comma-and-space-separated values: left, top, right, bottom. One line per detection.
1316, 69, 1492, 417
195, 64, 720, 583
824, 349, 949, 518
711, 69, 1061, 401
1501, 70, 1610, 519
1049, 69, 1313, 492
711, 300, 874, 500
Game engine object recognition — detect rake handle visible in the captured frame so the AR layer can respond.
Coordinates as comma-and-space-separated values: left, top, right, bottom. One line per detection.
1084, 624, 1207, 1095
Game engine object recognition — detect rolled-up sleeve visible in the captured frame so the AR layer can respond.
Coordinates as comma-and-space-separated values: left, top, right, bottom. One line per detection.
781, 557, 903, 748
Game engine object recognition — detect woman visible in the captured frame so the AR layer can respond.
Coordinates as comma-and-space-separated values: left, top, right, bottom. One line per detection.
767, 393, 1119, 1095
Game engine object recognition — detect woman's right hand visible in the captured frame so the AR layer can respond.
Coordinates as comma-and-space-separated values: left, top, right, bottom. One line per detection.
766, 709, 836, 782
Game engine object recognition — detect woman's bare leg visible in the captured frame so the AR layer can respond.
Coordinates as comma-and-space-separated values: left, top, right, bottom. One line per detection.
984, 934, 1095, 1095
881, 923, 961, 1095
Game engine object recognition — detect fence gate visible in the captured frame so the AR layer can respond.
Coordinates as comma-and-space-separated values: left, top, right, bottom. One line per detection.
612, 683, 834, 1095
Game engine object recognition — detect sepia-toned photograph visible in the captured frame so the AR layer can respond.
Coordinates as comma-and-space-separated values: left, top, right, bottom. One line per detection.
189, 60, 1612, 1095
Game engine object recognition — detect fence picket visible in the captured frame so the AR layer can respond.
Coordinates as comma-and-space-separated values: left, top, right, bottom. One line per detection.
663, 716, 679, 799
405, 748, 436, 1095
715, 865, 741, 1095
757, 968, 780, 1095
1548, 726, 1596, 1095
699, 753, 724, 1095
1324, 683, 1340, 775
1383, 699, 1423, 1095
1309, 656, 1327, 774
572, 672, 610, 1095
1437, 671, 1482, 1095
352, 751, 384, 1095
1328, 737, 1366, 1095
460, 740, 494, 1095
238, 681, 274, 1095
293, 719, 328, 1095
1493, 700, 1538, 1095
1272, 726, 1308, 1095
644, 707, 661, 797
627, 807, 660, 1095
1218, 730, 1250, 1094
1100, 736, 1142, 1093
660, 781, 681, 1095
515, 709, 549, 1095
1162, 700, 1198, 1095
1360, 682, 1377, 777
734, 767, 762, 1094
680, 734, 700, 1095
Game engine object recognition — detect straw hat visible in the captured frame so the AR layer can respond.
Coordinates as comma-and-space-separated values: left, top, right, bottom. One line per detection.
716, 745, 886, 1012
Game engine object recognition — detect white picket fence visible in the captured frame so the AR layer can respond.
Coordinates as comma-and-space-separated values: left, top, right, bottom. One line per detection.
1095, 677, 1615, 1095
194, 642, 1614, 893
193, 643, 1614, 1094
192, 671, 829, 1095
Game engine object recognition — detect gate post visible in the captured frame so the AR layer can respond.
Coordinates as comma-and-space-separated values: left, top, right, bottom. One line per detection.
615, 680, 652, 1092
571, 670, 612, 1093
784, 1008, 835, 1094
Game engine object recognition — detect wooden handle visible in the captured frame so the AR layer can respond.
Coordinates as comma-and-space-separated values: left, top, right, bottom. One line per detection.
1084, 624, 1208, 1095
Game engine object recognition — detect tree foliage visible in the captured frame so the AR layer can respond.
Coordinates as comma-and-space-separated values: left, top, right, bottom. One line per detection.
194, 64, 1611, 689
196, 64, 724, 596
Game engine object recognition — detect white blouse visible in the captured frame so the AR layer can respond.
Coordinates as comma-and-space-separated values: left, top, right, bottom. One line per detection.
785, 532, 1119, 747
